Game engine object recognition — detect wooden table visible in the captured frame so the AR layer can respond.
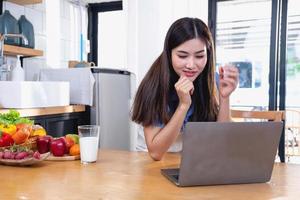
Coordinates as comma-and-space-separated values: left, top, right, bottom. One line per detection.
0, 105, 85, 117
1, 150, 300, 200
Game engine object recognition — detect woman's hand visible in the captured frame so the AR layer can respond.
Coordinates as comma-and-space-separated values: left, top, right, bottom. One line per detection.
174, 75, 194, 109
218, 65, 239, 98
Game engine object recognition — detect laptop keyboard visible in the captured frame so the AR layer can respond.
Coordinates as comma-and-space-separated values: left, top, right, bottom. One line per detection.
172, 174, 179, 181
165, 168, 180, 181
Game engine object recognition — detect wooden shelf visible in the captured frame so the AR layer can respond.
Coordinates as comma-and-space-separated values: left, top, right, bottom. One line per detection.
3, 44, 43, 57
6, 0, 42, 5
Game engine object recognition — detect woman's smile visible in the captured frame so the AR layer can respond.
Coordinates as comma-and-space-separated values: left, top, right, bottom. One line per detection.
183, 70, 198, 78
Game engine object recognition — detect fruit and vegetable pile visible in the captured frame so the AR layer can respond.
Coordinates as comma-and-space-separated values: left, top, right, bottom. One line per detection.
37, 134, 80, 157
0, 110, 45, 161
0, 110, 80, 162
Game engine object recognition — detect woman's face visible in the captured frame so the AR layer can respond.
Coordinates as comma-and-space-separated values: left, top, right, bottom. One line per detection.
171, 38, 207, 82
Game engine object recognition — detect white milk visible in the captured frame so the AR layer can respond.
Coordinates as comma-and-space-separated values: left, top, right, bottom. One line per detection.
79, 137, 99, 163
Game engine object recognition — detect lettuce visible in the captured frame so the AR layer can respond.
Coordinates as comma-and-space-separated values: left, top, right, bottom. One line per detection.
0, 109, 34, 125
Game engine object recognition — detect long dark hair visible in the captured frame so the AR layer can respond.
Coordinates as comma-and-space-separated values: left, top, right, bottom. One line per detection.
131, 17, 219, 127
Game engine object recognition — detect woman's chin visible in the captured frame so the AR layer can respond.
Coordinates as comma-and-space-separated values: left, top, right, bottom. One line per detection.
186, 76, 197, 82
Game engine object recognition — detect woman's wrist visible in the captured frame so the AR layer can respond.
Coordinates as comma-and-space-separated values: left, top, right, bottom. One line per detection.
178, 103, 190, 112
219, 96, 230, 106
218, 96, 231, 121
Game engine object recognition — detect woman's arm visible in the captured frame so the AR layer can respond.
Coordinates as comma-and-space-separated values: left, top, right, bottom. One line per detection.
217, 65, 239, 122
144, 76, 193, 161
217, 97, 231, 121
144, 104, 189, 161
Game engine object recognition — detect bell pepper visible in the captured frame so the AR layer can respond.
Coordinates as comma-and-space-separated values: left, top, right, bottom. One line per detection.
31, 125, 46, 136
12, 127, 31, 145
0, 131, 14, 147
0, 124, 17, 135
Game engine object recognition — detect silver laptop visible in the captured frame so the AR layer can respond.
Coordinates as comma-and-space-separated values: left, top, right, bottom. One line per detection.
161, 121, 283, 187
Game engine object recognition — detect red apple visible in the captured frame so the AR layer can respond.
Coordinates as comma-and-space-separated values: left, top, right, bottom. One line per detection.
37, 135, 53, 154
59, 137, 69, 154
50, 138, 66, 157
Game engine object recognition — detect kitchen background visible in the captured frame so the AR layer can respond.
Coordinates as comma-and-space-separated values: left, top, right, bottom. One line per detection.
1, 0, 300, 161
0, 0, 207, 152
2, 0, 208, 83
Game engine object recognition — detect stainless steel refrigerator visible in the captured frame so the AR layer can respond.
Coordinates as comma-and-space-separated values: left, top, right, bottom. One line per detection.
90, 68, 136, 151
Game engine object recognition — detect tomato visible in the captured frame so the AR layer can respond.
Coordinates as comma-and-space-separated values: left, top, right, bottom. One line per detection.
0, 131, 14, 147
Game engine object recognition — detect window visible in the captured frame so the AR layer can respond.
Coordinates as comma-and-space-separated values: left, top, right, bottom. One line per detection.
88, 1, 123, 67
98, 10, 126, 68
215, 0, 272, 109
286, 0, 300, 109
210, 0, 300, 162
285, 0, 300, 160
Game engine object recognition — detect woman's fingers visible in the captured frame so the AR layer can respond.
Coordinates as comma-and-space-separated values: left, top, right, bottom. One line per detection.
220, 65, 238, 78
222, 71, 238, 79
220, 65, 239, 83
174, 76, 194, 107
175, 76, 194, 94
182, 83, 194, 95
176, 83, 193, 95
175, 75, 189, 85
219, 65, 239, 98
174, 75, 186, 89
219, 77, 237, 89
190, 87, 194, 95
219, 66, 224, 79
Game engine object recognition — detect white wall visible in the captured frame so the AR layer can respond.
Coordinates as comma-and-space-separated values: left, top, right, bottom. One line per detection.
3, 0, 87, 80
125, 0, 208, 84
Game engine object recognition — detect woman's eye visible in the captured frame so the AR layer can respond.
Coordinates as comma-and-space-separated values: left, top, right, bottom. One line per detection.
196, 55, 204, 59
178, 55, 187, 58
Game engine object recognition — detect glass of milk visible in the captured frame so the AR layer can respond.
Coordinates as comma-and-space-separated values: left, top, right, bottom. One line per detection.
78, 125, 100, 164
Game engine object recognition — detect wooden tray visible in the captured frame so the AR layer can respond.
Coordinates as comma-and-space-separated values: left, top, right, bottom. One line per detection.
46, 154, 80, 161
0, 152, 50, 166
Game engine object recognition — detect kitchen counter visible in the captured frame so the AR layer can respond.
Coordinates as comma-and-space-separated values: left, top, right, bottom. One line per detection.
0, 150, 300, 199
0, 105, 86, 117
0, 105, 88, 137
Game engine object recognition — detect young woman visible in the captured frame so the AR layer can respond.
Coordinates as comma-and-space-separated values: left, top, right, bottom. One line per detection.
131, 17, 239, 161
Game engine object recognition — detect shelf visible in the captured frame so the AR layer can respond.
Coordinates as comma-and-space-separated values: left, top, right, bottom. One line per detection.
3, 44, 43, 57
6, 0, 42, 5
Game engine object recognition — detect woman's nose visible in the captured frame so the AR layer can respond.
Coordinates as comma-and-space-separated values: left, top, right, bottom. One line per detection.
186, 58, 196, 69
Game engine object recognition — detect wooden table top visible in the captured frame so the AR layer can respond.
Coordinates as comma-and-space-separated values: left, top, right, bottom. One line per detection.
1, 150, 300, 200
0, 105, 86, 117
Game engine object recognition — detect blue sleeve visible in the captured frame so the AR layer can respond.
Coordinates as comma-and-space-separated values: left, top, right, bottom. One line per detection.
153, 105, 194, 130
153, 121, 164, 128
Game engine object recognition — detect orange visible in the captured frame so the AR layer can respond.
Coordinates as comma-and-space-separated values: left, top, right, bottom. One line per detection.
69, 144, 80, 156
